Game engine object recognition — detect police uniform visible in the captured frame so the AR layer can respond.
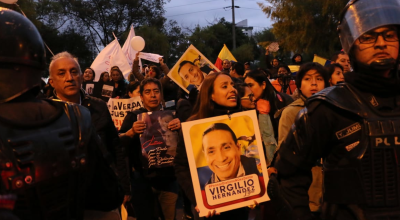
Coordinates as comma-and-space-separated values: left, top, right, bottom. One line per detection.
269, 0, 400, 219
0, 8, 100, 220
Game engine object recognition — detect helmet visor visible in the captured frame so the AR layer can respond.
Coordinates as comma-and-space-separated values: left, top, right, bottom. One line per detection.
338, 0, 400, 53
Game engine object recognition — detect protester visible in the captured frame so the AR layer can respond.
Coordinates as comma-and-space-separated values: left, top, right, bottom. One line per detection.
327, 63, 345, 86
119, 78, 181, 220
123, 81, 141, 98
291, 53, 303, 65
221, 59, 232, 74
269, 0, 400, 219
276, 62, 329, 217
83, 67, 96, 82
244, 69, 293, 166
48, 52, 131, 219
244, 61, 251, 71
244, 70, 293, 138
141, 64, 148, 76
236, 83, 255, 110
0, 8, 112, 220
99, 71, 110, 83
265, 50, 279, 78
110, 66, 128, 98
230, 62, 245, 81
271, 64, 297, 95
175, 72, 254, 219
330, 51, 351, 73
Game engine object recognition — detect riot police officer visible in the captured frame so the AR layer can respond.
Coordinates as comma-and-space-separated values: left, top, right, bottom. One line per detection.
269, 0, 400, 219
0, 7, 102, 220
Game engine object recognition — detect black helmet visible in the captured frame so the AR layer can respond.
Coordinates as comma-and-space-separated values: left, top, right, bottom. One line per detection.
0, 7, 46, 103
338, 0, 400, 54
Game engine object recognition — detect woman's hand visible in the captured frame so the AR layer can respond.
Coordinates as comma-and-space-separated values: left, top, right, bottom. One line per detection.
132, 121, 146, 135
168, 118, 181, 131
159, 57, 164, 65
195, 206, 220, 218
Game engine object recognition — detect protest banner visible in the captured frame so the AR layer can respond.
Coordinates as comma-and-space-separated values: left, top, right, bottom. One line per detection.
91, 36, 131, 81
167, 45, 220, 93
181, 110, 269, 216
107, 96, 143, 130
138, 110, 178, 169
138, 52, 163, 63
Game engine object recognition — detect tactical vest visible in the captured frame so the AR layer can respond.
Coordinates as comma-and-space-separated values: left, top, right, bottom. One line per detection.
309, 83, 400, 219
0, 101, 92, 220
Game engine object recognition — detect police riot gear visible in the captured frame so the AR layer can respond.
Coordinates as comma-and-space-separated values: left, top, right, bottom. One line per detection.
0, 7, 46, 103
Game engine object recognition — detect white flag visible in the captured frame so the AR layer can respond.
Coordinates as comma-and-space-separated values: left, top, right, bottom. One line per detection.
121, 25, 138, 67
91, 37, 131, 81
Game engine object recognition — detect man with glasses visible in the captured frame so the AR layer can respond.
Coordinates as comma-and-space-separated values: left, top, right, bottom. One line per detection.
268, 0, 400, 219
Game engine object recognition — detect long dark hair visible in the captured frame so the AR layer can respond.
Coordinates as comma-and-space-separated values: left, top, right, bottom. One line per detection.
99, 71, 109, 83
149, 65, 162, 79
244, 69, 281, 127
110, 66, 125, 84
188, 72, 238, 121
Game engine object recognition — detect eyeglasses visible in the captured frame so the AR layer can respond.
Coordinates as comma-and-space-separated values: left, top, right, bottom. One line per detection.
241, 94, 254, 101
358, 29, 399, 44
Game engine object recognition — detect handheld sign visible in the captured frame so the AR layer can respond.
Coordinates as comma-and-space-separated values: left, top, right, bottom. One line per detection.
181, 110, 270, 216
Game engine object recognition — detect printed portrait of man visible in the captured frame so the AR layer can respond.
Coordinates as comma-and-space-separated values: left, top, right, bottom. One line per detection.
202, 123, 259, 184
178, 60, 206, 88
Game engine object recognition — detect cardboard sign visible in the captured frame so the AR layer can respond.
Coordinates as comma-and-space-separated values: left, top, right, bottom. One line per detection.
107, 96, 143, 130
138, 110, 178, 169
181, 110, 269, 216
167, 45, 220, 93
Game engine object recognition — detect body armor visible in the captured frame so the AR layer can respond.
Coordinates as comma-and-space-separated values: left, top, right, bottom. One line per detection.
308, 83, 400, 219
0, 100, 93, 220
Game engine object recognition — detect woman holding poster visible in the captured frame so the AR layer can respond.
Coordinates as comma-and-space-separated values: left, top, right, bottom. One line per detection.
119, 78, 181, 220
175, 72, 254, 219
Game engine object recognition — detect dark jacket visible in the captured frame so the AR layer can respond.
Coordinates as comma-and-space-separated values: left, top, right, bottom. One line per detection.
119, 108, 176, 178
81, 94, 131, 195
50, 91, 131, 196
112, 80, 128, 98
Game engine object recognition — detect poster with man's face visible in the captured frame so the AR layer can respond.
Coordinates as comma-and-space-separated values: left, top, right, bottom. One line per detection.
181, 110, 269, 216
138, 110, 178, 169
167, 45, 220, 93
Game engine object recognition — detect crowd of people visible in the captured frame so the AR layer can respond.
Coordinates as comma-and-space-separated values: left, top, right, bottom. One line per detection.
2, 0, 400, 219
